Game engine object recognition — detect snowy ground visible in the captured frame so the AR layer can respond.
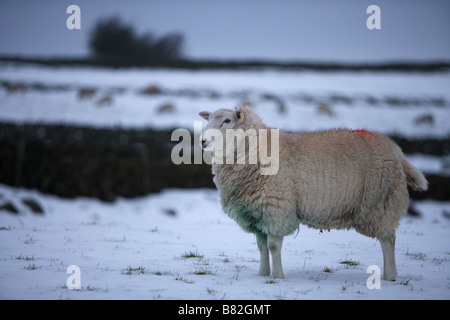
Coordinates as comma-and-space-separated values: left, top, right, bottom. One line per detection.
0, 184, 449, 300
0, 63, 449, 300
1, 63, 449, 137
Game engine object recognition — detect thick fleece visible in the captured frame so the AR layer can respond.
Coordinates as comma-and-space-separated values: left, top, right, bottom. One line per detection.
201, 107, 428, 280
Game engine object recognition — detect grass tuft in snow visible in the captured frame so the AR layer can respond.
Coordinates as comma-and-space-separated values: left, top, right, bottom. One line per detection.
174, 274, 195, 284
339, 260, 359, 267
192, 268, 214, 276
15, 253, 35, 261
265, 278, 279, 284
399, 279, 411, 286
405, 250, 427, 260
323, 267, 334, 273
206, 287, 219, 296
24, 263, 40, 270
152, 270, 173, 276
122, 266, 146, 275
181, 250, 204, 259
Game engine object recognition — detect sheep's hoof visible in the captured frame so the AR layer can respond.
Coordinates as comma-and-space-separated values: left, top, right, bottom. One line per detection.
259, 270, 270, 277
383, 272, 397, 281
384, 275, 396, 282
272, 273, 285, 279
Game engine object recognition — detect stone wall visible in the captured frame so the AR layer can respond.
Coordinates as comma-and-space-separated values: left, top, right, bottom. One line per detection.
0, 122, 448, 202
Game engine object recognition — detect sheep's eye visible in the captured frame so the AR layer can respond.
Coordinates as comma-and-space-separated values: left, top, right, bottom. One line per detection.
223, 119, 231, 124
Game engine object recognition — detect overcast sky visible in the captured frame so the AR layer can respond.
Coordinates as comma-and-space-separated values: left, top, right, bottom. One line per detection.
0, 0, 449, 62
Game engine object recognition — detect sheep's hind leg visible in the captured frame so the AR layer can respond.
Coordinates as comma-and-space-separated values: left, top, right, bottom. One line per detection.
267, 234, 284, 279
256, 232, 270, 276
379, 235, 397, 281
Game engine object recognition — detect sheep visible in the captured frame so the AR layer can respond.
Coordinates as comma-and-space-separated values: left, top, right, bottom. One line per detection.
199, 107, 428, 280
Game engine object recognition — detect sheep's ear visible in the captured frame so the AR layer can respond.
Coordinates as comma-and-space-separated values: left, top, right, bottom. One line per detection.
235, 108, 244, 121
199, 111, 211, 121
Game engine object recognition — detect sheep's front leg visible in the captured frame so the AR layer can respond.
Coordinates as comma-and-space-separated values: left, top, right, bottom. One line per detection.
256, 232, 270, 276
267, 234, 284, 279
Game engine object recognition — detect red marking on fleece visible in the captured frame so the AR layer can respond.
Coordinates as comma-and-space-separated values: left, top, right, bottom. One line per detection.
351, 129, 375, 136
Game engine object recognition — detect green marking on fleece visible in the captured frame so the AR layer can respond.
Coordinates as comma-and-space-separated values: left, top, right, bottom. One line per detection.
222, 202, 265, 235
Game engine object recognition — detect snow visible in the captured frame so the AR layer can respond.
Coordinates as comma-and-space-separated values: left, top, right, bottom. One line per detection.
406, 155, 450, 176
0, 62, 449, 300
1, 63, 449, 137
1, 184, 449, 300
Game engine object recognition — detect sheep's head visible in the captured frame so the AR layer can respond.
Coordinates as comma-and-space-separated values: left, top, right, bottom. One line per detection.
198, 107, 279, 175
198, 108, 247, 152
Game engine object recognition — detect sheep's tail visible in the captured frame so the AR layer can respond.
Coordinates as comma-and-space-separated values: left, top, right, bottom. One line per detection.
402, 157, 428, 191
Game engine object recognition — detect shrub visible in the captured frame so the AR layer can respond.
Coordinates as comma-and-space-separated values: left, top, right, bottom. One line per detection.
89, 16, 184, 63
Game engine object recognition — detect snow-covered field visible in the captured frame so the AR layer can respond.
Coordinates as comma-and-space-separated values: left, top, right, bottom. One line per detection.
0, 184, 449, 300
1, 63, 449, 137
1, 63, 449, 300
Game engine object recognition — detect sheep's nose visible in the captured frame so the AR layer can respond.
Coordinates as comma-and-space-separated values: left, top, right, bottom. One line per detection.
199, 133, 212, 150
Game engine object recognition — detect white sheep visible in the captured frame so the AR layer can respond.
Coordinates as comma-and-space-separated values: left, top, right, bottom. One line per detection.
199, 107, 428, 280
